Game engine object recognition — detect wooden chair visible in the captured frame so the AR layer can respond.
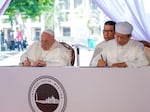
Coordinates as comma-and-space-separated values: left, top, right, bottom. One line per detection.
139, 40, 150, 65
139, 40, 150, 48
60, 42, 75, 66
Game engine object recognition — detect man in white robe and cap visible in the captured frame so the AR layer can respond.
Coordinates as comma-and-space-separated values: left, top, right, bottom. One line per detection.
91, 21, 149, 68
20, 29, 71, 67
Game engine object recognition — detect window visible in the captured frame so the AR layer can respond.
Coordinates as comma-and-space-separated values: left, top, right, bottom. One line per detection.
74, 0, 82, 8
59, 0, 70, 10
35, 29, 41, 41
63, 27, 70, 36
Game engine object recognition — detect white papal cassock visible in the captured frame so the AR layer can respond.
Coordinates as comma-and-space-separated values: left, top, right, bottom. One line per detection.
20, 41, 71, 66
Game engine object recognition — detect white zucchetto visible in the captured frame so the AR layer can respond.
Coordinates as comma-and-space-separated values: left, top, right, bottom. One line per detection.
43, 29, 54, 36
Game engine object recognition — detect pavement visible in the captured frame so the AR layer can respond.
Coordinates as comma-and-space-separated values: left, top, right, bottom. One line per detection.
0, 48, 94, 67
0, 50, 25, 66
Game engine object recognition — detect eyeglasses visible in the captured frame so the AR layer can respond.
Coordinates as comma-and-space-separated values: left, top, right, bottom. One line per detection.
115, 34, 130, 40
103, 30, 114, 32
41, 40, 50, 44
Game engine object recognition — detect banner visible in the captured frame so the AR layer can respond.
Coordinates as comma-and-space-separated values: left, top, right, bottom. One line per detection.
0, 67, 150, 112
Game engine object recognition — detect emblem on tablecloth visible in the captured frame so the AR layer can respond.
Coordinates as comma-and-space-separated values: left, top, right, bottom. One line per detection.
28, 76, 67, 112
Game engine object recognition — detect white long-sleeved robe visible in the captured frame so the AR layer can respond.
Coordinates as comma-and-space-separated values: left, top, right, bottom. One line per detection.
20, 41, 71, 66
90, 40, 107, 65
91, 39, 149, 68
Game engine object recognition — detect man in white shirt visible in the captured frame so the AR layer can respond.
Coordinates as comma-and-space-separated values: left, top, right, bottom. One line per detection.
90, 21, 116, 65
20, 29, 70, 67
91, 21, 149, 68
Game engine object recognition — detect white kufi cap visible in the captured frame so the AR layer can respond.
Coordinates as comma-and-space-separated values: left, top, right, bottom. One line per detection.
115, 22, 133, 34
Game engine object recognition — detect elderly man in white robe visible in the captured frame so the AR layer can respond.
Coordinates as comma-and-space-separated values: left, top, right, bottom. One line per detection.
91, 21, 149, 68
20, 29, 70, 67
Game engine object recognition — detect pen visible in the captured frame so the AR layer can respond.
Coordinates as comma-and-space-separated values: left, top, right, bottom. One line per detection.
101, 54, 103, 60
26, 57, 29, 61
101, 54, 108, 67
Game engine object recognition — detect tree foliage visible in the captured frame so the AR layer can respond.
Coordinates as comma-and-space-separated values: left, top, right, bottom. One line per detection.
5, 0, 55, 19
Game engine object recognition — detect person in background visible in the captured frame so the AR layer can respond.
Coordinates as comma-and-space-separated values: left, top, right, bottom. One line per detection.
20, 29, 71, 67
16, 28, 23, 51
9, 31, 15, 50
91, 21, 149, 68
90, 21, 116, 65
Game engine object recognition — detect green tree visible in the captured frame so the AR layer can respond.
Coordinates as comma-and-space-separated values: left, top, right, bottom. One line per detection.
4, 0, 55, 26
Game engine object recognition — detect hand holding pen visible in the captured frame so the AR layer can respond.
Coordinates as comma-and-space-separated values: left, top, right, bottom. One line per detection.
22, 57, 31, 66
100, 54, 104, 61
97, 54, 107, 67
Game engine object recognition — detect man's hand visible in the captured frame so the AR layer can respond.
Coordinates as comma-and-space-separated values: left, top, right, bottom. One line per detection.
97, 59, 106, 67
33, 60, 46, 67
22, 58, 31, 67
111, 62, 127, 67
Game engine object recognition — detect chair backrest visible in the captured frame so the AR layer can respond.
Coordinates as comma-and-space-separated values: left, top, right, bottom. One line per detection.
139, 40, 150, 65
139, 40, 150, 48
59, 42, 75, 66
